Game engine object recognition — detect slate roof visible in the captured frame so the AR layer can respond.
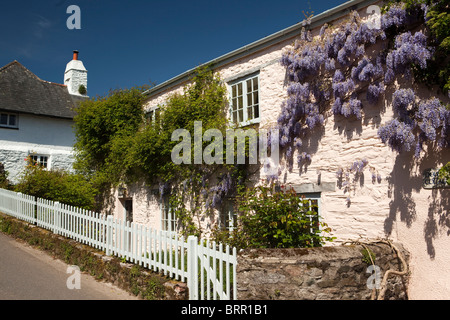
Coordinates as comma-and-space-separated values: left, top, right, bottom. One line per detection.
0, 60, 87, 119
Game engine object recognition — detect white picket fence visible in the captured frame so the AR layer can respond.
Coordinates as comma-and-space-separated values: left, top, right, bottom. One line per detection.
0, 188, 237, 300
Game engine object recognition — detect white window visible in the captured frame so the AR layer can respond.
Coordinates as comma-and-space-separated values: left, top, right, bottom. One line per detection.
0, 112, 18, 128
161, 196, 177, 233
220, 198, 237, 232
299, 192, 321, 238
229, 73, 260, 126
30, 155, 49, 168
145, 107, 161, 126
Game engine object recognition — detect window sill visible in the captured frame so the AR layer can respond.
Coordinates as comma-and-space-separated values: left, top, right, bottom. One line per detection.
235, 118, 261, 128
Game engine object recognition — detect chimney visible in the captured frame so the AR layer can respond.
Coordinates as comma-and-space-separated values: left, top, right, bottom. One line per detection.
64, 50, 87, 96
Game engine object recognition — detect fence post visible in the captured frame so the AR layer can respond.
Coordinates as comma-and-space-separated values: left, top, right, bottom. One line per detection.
105, 215, 113, 256
17, 192, 22, 220
53, 202, 60, 235
187, 235, 198, 300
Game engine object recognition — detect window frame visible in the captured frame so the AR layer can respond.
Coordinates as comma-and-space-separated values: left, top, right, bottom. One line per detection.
29, 154, 49, 169
299, 192, 322, 236
0, 112, 19, 129
219, 197, 237, 232
145, 106, 161, 126
228, 72, 260, 127
161, 196, 177, 235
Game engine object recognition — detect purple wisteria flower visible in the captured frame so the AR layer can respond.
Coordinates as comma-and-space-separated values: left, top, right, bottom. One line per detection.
385, 31, 431, 83
392, 88, 415, 119
416, 98, 447, 141
367, 82, 385, 104
381, 5, 408, 29
378, 119, 416, 152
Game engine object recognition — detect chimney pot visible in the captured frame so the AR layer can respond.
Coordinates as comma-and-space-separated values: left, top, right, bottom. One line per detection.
73, 50, 79, 60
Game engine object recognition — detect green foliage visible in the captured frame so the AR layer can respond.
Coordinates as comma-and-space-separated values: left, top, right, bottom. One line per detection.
73, 66, 239, 223
73, 85, 149, 208
73, 67, 229, 190
73, 86, 147, 179
385, 0, 450, 94
361, 247, 376, 265
128, 66, 229, 183
438, 161, 450, 185
78, 84, 87, 95
0, 162, 11, 189
214, 184, 335, 249
14, 157, 97, 210
426, 0, 450, 93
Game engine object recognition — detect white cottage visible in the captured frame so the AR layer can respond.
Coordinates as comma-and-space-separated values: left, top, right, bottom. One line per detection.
0, 51, 88, 183
110, 0, 449, 299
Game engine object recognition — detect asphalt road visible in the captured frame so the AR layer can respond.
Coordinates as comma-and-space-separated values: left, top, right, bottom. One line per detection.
0, 232, 140, 300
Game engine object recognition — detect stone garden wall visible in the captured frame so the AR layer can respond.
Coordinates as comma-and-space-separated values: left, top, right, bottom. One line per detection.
237, 242, 409, 300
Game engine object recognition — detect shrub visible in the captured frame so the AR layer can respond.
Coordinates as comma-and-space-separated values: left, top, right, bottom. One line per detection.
78, 84, 87, 95
14, 157, 97, 210
214, 183, 335, 249
0, 162, 11, 189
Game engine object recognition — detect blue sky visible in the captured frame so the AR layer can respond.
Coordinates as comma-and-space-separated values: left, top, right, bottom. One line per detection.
0, 0, 345, 97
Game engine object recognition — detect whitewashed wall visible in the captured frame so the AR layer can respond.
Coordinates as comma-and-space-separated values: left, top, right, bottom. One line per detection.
0, 114, 75, 183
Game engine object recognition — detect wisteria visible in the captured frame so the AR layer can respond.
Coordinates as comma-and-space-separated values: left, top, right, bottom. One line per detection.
416, 98, 450, 144
378, 89, 449, 155
385, 31, 432, 83
378, 118, 416, 153
380, 5, 408, 29
277, 2, 448, 177
204, 172, 233, 209
366, 82, 384, 104
336, 159, 372, 201
392, 88, 415, 121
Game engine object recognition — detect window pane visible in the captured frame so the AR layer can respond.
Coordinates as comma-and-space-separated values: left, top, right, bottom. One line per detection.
253, 78, 258, 91
232, 98, 237, 111
8, 115, 16, 126
254, 105, 259, 119
145, 111, 153, 124
238, 96, 243, 109
247, 107, 253, 120
0, 114, 7, 125
310, 199, 319, 213
232, 111, 238, 124
232, 85, 236, 97
237, 83, 242, 96
254, 92, 259, 105
40, 156, 48, 168
247, 93, 252, 106
238, 109, 243, 123
246, 79, 252, 93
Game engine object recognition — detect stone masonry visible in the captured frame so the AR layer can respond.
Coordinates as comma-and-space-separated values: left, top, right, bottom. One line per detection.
237, 243, 409, 300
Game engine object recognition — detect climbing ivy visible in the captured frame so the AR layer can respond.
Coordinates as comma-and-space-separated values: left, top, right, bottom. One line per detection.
73, 67, 252, 235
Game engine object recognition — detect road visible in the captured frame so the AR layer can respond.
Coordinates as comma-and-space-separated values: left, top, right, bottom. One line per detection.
0, 232, 139, 300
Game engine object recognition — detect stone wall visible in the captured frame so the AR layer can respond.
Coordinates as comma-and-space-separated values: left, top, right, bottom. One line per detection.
237, 243, 409, 300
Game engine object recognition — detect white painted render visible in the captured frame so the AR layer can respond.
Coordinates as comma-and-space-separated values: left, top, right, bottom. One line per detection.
0, 113, 75, 183
64, 59, 87, 96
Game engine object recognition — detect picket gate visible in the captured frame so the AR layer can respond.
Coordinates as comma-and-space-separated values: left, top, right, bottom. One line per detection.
0, 188, 237, 300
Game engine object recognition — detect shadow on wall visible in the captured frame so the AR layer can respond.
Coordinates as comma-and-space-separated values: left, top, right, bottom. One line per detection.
384, 148, 450, 259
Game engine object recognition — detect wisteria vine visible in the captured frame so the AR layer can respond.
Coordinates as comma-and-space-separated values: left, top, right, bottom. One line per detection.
276, 3, 450, 178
